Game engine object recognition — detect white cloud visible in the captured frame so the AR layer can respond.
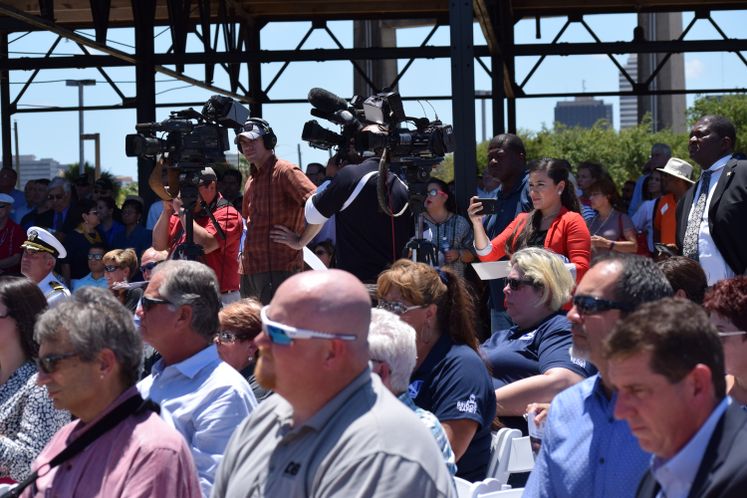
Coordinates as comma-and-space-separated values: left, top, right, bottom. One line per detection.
686, 58, 705, 79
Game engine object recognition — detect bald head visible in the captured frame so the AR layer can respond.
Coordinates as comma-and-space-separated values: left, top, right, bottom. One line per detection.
271, 269, 371, 346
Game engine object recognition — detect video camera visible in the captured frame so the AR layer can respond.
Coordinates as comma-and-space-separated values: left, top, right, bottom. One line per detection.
125, 95, 249, 168
301, 87, 455, 215
125, 95, 249, 260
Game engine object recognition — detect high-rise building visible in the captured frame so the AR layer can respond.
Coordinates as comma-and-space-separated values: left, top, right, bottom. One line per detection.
554, 97, 613, 128
619, 55, 639, 129
0, 155, 64, 188
637, 12, 687, 132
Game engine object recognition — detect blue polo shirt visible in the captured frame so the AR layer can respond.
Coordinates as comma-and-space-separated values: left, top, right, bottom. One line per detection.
408, 333, 496, 481
481, 313, 594, 389
483, 172, 532, 314
481, 313, 595, 432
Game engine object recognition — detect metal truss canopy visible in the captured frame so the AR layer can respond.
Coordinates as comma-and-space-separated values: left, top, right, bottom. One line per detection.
0, 0, 745, 212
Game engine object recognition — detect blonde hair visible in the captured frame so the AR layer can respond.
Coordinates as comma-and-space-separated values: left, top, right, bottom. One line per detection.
510, 247, 575, 311
103, 248, 138, 280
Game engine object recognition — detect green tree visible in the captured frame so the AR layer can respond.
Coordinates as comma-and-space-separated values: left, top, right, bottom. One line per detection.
687, 94, 747, 154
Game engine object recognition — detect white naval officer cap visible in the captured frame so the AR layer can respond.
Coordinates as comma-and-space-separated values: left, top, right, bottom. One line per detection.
21, 226, 67, 259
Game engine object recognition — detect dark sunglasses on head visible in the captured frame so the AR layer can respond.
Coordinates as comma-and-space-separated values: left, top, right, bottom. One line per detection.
104, 265, 120, 273
377, 299, 426, 316
140, 295, 175, 312
140, 261, 162, 273
87, 254, 104, 261
572, 295, 634, 315
260, 305, 356, 346
36, 352, 78, 374
48, 194, 64, 201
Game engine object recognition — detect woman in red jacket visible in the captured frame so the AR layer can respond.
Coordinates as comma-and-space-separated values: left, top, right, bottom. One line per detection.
468, 158, 591, 284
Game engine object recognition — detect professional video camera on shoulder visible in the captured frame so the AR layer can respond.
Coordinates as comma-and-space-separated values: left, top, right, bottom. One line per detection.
125, 95, 249, 168
301, 87, 455, 160
124, 95, 249, 261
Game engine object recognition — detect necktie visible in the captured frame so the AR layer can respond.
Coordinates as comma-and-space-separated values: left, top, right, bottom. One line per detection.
682, 170, 713, 260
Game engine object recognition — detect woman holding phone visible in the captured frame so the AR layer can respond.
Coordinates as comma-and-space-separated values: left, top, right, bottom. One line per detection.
468, 158, 591, 284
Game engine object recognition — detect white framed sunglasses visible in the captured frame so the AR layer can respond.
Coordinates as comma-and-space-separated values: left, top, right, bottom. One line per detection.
260, 305, 357, 345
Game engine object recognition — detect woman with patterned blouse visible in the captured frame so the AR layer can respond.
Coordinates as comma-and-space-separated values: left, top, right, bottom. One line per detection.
414, 178, 475, 278
0, 277, 69, 482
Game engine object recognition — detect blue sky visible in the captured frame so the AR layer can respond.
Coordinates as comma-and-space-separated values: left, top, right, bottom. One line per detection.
3, 9, 746, 179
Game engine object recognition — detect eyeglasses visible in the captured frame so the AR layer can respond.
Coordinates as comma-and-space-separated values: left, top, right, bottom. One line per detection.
87, 254, 104, 260
47, 194, 64, 201
213, 330, 251, 345
427, 189, 447, 197
36, 352, 78, 374
140, 261, 162, 273
104, 265, 120, 273
377, 299, 427, 316
506, 278, 537, 291
0, 203, 9, 209
260, 305, 357, 346
140, 295, 175, 312
572, 295, 634, 315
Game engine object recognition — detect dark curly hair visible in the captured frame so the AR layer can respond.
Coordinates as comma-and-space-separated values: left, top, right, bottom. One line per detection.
703, 276, 747, 332
0, 276, 48, 359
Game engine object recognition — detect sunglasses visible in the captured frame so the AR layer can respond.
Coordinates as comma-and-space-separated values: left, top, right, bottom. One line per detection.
104, 265, 120, 273
140, 261, 162, 273
718, 331, 747, 339
87, 254, 104, 260
572, 295, 634, 315
506, 278, 536, 291
377, 299, 427, 316
213, 330, 251, 345
47, 194, 64, 201
36, 352, 78, 374
140, 295, 175, 312
427, 189, 447, 197
260, 305, 357, 346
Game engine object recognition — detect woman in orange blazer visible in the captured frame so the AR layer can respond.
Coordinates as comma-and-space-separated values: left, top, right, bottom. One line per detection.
468, 158, 591, 284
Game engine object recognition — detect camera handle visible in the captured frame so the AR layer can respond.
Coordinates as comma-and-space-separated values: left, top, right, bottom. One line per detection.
172, 199, 205, 262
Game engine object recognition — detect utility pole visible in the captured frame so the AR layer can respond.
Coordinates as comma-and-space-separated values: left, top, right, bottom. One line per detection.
66, 79, 96, 174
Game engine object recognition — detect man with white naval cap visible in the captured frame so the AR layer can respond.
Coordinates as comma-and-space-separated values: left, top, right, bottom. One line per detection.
20, 226, 71, 307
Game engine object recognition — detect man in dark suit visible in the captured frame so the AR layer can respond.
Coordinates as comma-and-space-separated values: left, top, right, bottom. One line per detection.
677, 115, 747, 285
606, 298, 747, 498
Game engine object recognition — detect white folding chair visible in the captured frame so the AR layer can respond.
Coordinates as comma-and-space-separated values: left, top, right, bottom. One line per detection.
488, 428, 522, 485
507, 436, 535, 474
486, 428, 522, 481
454, 477, 502, 498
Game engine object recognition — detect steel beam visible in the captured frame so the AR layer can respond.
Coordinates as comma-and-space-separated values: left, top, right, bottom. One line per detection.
0, 32, 11, 168
0, 2, 252, 103
132, 0, 157, 207
449, 0, 477, 214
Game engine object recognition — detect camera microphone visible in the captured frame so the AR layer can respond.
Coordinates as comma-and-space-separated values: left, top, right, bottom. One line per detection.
308, 87, 352, 114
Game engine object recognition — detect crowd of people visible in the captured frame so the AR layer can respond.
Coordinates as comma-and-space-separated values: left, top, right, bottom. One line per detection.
0, 113, 744, 497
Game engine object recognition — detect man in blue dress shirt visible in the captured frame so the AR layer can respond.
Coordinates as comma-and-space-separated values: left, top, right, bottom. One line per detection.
137, 259, 257, 498
607, 298, 747, 498
524, 254, 672, 498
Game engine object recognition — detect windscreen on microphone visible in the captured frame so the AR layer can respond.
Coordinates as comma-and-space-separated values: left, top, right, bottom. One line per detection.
308, 88, 350, 114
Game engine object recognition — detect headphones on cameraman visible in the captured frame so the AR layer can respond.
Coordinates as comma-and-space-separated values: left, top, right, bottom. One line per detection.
236, 117, 277, 152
